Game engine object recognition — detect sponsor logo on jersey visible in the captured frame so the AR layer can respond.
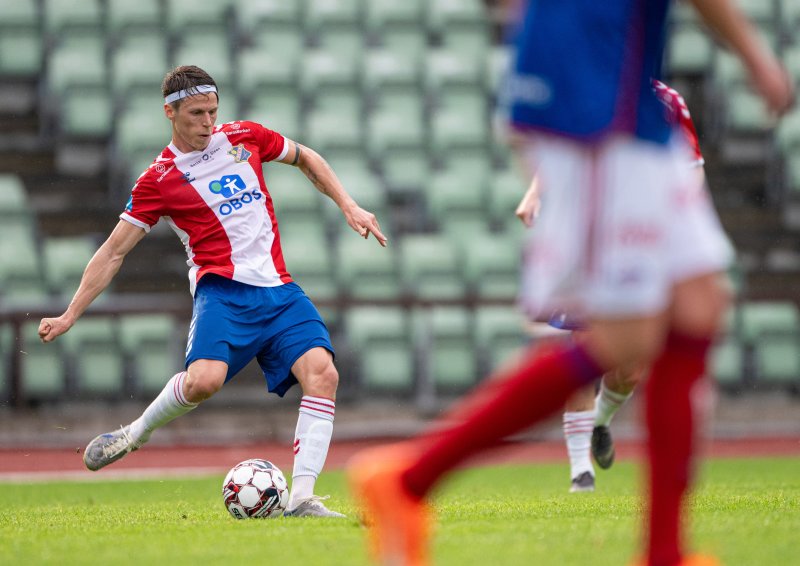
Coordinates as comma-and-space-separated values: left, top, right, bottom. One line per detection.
228, 143, 252, 163
157, 164, 175, 182
209, 174, 247, 198
125, 194, 133, 212
181, 171, 196, 185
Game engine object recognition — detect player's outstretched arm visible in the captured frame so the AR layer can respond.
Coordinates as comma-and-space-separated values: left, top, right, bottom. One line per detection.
277, 138, 388, 247
689, 0, 795, 115
515, 176, 541, 228
38, 220, 146, 343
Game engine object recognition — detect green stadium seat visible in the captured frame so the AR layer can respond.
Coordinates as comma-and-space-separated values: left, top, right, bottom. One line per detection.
710, 335, 745, 386
0, 224, 41, 288
362, 50, 422, 96
60, 318, 124, 396
110, 35, 170, 100
415, 307, 478, 392
365, 0, 424, 33
244, 92, 302, 140
367, 104, 425, 160
119, 314, 182, 394
441, 26, 491, 55
235, 0, 301, 35
237, 46, 301, 103
1, 279, 50, 308
316, 27, 365, 61
336, 236, 399, 300
460, 231, 520, 300
753, 336, 800, 385
775, 108, 800, 152
305, 0, 362, 32
116, 103, 172, 162
42, 236, 97, 295
43, 0, 102, 35
740, 301, 800, 343
46, 35, 107, 97
300, 50, 360, 96
107, 0, 163, 35
474, 306, 528, 373
345, 307, 414, 393
0, 174, 29, 214
281, 236, 338, 302
305, 105, 362, 153
166, 0, 233, 33
666, 25, 714, 75
0, 0, 38, 28
263, 163, 322, 223
726, 86, 775, 133
426, 170, 488, 236
251, 26, 305, 57
322, 166, 388, 223
485, 45, 511, 92
173, 34, 233, 88
381, 28, 428, 61
381, 148, 430, 194
427, 0, 486, 34
400, 234, 466, 300
425, 48, 484, 94
60, 88, 113, 138
0, 28, 43, 77
21, 321, 66, 399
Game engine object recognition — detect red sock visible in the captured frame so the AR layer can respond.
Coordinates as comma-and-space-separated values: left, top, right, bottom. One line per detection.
402, 342, 604, 498
645, 330, 711, 566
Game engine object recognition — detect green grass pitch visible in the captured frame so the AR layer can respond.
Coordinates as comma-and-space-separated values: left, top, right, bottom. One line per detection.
0, 457, 797, 565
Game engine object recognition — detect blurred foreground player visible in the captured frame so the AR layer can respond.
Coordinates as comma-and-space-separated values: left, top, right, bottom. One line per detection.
39, 65, 387, 518
349, 0, 793, 564
515, 80, 709, 493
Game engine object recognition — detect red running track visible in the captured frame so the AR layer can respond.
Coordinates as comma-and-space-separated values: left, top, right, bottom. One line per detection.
0, 437, 798, 481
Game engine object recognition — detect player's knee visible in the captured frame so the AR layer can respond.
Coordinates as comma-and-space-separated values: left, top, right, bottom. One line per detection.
304, 363, 339, 398
671, 273, 732, 337
184, 370, 225, 403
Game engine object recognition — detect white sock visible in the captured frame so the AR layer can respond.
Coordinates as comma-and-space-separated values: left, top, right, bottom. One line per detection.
594, 381, 632, 427
288, 395, 335, 509
563, 410, 595, 479
128, 372, 198, 445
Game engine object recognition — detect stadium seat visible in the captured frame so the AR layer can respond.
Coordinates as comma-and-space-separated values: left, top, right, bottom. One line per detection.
42, 236, 97, 295
237, 46, 301, 103
110, 35, 170, 101
115, 100, 172, 164
234, 0, 301, 36
473, 306, 527, 373
0, 223, 42, 290
425, 167, 489, 231
300, 49, 361, 96
367, 103, 425, 160
21, 321, 66, 399
399, 234, 466, 300
42, 0, 102, 36
0, 174, 29, 215
336, 236, 400, 300
119, 314, 182, 394
244, 92, 302, 140
365, 0, 424, 33
60, 318, 125, 396
726, 86, 775, 133
666, 24, 715, 75
322, 166, 388, 223
316, 26, 365, 62
460, 231, 521, 300
362, 49, 422, 97
415, 307, 478, 392
441, 26, 491, 55
263, 163, 323, 224
426, 0, 486, 35
381, 28, 428, 61
0, 6, 42, 77
281, 235, 338, 302
753, 336, 800, 386
485, 45, 511, 92
489, 167, 527, 228
345, 307, 414, 393
305, 0, 362, 32
304, 104, 362, 153
425, 48, 484, 95
46, 35, 107, 98
710, 335, 745, 386
60, 88, 113, 138
172, 34, 233, 89
740, 301, 800, 343
166, 0, 233, 33
107, 0, 163, 35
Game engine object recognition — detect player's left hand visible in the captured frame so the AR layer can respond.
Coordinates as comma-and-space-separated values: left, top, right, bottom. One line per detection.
38, 315, 73, 343
346, 207, 388, 247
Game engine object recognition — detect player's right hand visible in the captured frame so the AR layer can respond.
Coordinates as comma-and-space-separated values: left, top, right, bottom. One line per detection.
750, 57, 795, 117
38, 316, 72, 343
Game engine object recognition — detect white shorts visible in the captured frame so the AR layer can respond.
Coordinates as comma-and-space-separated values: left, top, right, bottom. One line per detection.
517, 133, 734, 321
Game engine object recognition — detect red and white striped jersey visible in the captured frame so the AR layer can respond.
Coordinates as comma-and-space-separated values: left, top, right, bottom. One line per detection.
121, 120, 292, 294
652, 80, 704, 167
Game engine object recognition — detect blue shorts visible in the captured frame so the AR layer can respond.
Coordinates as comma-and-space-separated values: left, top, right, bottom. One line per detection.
186, 275, 334, 397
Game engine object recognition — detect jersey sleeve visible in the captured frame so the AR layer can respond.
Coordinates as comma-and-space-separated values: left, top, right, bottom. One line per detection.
248, 121, 290, 163
119, 171, 163, 232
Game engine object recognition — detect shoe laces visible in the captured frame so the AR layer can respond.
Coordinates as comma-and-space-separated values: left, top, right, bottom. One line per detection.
101, 426, 133, 458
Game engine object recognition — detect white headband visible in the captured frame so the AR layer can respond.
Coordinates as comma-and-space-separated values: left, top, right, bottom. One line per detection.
164, 84, 217, 104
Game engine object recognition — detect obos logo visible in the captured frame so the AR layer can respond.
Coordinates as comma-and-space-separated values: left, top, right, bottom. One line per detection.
209, 174, 262, 216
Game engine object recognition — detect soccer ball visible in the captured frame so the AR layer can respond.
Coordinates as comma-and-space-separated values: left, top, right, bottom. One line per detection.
222, 459, 289, 519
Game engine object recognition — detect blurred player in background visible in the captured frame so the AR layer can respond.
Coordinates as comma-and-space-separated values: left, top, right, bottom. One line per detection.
350, 0, 793, 564
38, 65, 387, 518
515, 80, 708, 493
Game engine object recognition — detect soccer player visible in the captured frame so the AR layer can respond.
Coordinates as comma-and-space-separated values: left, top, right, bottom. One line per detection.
349, 0, 793, 564
516, 80, 709, 493
38, 65, 387, 518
